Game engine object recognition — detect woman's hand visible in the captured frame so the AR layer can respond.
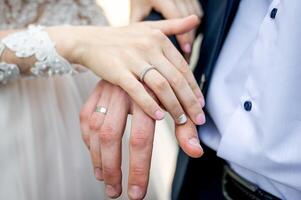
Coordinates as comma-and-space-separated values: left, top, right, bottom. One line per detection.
130, 0, 203, 56
49, 16, 205, 125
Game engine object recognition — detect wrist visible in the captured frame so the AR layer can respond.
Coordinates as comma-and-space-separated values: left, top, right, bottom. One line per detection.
46, 25, 83, 64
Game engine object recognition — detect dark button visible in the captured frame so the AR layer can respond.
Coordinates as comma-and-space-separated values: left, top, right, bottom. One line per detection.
244, 101, 252, 111
270, 8, 278, 19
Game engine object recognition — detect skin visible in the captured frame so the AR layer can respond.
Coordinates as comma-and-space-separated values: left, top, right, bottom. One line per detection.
130, 0, 204, 59
0, 16, 205, 125
80, 80, 204, 200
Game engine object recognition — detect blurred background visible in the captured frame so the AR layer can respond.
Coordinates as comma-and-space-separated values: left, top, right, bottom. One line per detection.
97, 0, 130, 26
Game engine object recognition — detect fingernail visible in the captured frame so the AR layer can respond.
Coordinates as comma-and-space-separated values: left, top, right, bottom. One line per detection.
177, 114, 187, 124
189, 138, 203, 150
106, 185, 117, 198
129, 185, 143, 200
155, 110, 165, 120
94, 168, 103, 180
196, 113, 206, 125
183, 43, 191, 53
199, 97, 205, 107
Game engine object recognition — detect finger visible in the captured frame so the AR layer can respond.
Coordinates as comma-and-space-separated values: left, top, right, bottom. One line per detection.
185, 0, 197, 16
145, 15, 200, 36
143, 68, 187, 125
119, 73, 165, 121
177, 33, 193, 54
183, 0, 198, 41
153, 0, 181, 19
130, 1, 152, 22
162, 39, 205, 107
99, 87, 129, 198
186, 0, 201, 43
130, 7, 145, 22
174, 0, 194, 54
149, 57, 205, 125
80, 81, 104, 149
175, 118, 204, 158
89, 83, 112, 133
90, 133, 103, 181
89, 83, 112, 181
128, 102, 156, 200
192, 0, 204, 18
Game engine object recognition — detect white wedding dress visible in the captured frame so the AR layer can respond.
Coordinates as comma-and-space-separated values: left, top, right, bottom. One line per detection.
0, 1, 108, 199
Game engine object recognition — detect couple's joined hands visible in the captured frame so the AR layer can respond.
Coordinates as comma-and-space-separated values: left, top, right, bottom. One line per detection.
80, 80, 204, 199
74, 3, 206, 199
1, 13, 205, 199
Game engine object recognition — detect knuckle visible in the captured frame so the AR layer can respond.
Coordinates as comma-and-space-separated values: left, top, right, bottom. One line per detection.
103, 165, 121, 177
151, 29, 166, 41
131, 166, 148, 178
170, 74, 185, 88
172, 106, 184, 117
121, 77, 139, 94
192, 85, 202, 96
130, 130, 151, 149
136, 38, 152, 51
178, 60, 190, 74
153, 78, 169, 92
101, 124, 117, 134
187, 97, 199, 108
98, 125, 118, 144
88, 115, 101, 131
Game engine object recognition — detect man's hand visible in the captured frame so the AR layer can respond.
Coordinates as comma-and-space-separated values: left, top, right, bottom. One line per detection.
130, 0, 203, 57
80, 80, 204, 199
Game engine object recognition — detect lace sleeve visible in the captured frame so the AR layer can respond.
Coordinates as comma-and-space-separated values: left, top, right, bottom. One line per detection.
0, 0, 107, 84
0, 25, 74, 84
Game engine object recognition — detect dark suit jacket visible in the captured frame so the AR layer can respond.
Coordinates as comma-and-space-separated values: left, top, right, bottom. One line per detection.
172, 0, 240, 199
145, 0, 241, 199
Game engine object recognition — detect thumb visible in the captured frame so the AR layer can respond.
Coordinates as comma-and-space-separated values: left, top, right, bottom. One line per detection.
130, 8, 145, 23
175, 119, 204, 158
130, 3, 152, 23
144, 15, 200, 36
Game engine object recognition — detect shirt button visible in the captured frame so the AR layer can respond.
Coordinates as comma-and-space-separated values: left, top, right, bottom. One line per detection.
243, 101, 252, 111
270, 8, 278, 19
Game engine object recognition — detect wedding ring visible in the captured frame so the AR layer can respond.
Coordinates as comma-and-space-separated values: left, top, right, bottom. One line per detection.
95, 106, 108, 115
139, 66, 156, 82
177, 114, 187, 124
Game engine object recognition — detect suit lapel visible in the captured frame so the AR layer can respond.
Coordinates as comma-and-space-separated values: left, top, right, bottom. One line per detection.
172, 0, 240, 199
194, 0, 241, 96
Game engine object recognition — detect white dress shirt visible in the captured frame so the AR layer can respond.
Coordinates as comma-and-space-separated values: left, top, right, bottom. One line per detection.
199, 0, 301, 199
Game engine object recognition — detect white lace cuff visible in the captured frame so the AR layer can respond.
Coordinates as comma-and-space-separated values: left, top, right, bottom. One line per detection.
0, 25, 74, 84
